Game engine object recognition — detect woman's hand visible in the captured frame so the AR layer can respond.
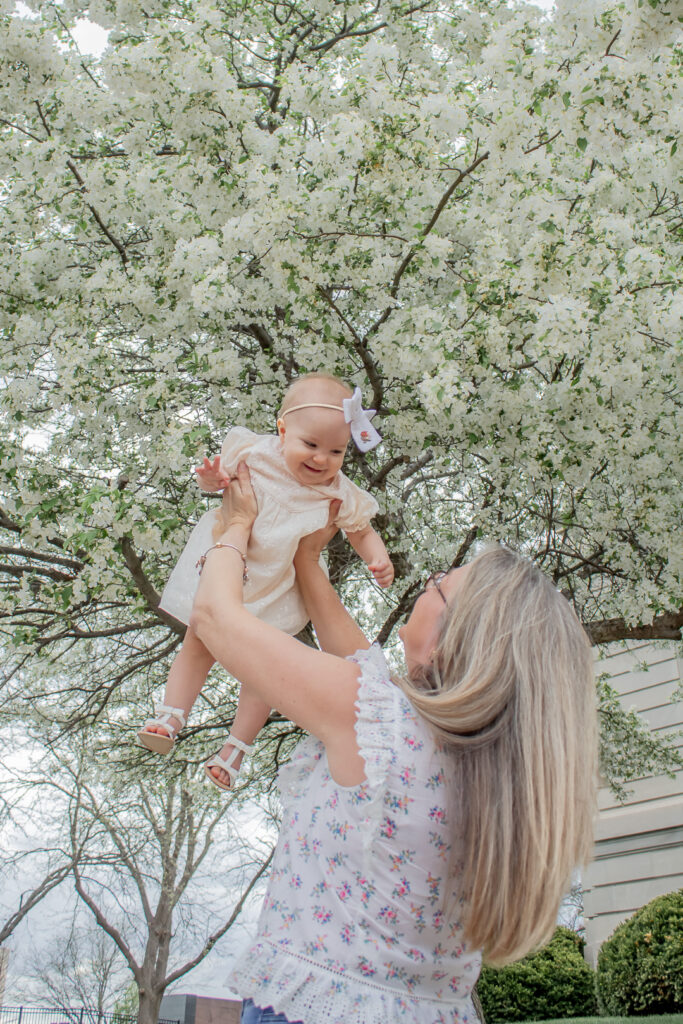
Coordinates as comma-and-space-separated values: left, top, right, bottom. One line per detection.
218, 461, 258, 532
294, 499, 343, 566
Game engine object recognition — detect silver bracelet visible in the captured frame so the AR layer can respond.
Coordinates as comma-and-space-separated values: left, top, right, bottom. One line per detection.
196, 543, 249, 582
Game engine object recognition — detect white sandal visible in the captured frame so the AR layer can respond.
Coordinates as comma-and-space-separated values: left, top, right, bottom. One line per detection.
137, 704, 187, 755
204, 735, 254, 792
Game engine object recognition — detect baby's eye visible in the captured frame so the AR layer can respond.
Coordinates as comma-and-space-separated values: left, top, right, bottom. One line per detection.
304, 441, 316, 448
331, 450, 343, 455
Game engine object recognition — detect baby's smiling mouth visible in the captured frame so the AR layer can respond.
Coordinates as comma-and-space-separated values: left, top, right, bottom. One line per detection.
303, 463, 324, 473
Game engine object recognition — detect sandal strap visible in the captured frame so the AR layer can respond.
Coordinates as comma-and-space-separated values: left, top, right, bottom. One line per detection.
225, 733, 253, 756
153, 704, 187, 730
205, 751, 240, 785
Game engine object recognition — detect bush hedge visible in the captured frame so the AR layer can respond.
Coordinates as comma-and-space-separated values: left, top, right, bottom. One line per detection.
596, 889, 683, 1015
478, 926, 597, 1023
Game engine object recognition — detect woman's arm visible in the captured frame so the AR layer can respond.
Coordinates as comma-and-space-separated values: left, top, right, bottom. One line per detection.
293, 502, 371, 659
190, 466, 366, 786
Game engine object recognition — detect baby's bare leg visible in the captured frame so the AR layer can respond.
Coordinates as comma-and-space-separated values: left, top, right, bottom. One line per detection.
147, 625, 215, 737
207, 685, 272, 788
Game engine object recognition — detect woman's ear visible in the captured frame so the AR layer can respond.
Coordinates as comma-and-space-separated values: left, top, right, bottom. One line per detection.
276, 417, 286, 438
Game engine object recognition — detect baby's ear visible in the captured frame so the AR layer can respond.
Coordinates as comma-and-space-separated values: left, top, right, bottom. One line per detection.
276, 417, 286, 438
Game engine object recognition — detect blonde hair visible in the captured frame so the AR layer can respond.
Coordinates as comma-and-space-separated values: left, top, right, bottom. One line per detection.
402, 546, 597, 966
279, 372, 352, 418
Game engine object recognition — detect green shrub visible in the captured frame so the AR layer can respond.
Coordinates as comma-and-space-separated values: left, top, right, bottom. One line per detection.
478, 926, 597, 1023
596, 889, 683, 1015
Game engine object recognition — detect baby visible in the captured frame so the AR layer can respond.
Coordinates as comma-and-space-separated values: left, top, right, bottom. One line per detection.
138, 373, 393, 789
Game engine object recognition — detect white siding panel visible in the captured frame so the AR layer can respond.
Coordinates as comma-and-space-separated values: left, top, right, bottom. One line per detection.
599, 772, 683, 811
586, 844, 683, 887
586, 874, 683, 916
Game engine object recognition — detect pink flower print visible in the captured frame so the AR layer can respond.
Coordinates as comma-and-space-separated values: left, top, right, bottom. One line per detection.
429, 805, 446, 825
303, 934, 328, 956
381, 933, 399, 949
398, 766, 414, 787
409, 902, 426, 932
392, 875, 411, 899
406, 947, 426, 962
297, 833, 310, 857
426, 769, 446, 791
380, 815, 397, 838
449, 976, 464, 995
289, 873, 302, 889
403, 734, 424, 751
357, 956, 377, 977
433, 942, 447, 958
428, 831, 449, 860
355, 875, 376, 905
432, 909, 444, 930
313, 905, 332, 924
348, 783, 371, 806
426, 872, 441, 905
326, 852, 344, 874
386, 793, 413, 814
326, 792, 339, 810
383, 963, 408, 985
311, 838, 322, 855
340, 922, 356, 945
431, 968, 448, 982
336, 881, 352, 902
327, 819, 351, 840
378, 905, 398, 926
389, 849, 416, 873
312, 880, 327, 897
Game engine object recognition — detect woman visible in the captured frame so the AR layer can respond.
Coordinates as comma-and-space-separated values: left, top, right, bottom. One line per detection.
191, 463, 598, 1024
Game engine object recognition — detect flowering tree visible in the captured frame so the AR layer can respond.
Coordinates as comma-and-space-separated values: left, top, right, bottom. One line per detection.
0, 0, 681, 771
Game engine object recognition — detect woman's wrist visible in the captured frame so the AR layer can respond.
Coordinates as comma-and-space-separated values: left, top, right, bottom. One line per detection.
216, 522, 250, 553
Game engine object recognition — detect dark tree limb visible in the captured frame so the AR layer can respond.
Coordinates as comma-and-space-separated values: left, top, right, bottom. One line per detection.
586, 608, 683, 645
119, 538, 185, 635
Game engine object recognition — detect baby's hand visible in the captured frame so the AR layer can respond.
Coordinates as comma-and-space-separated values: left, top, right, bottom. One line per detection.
369, 556, 394, 589
195, 455, 231, 492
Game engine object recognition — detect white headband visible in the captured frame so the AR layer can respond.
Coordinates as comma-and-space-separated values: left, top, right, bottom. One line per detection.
282, 386, 382, 453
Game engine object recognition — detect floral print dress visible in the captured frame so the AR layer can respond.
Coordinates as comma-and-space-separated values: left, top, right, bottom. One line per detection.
230, 645, 482, 1023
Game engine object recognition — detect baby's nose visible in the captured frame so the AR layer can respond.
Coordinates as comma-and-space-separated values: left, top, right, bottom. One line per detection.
312, 451, 326, 464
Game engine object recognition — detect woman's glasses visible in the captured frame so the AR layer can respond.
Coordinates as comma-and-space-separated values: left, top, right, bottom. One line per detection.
424, 570, 448, 605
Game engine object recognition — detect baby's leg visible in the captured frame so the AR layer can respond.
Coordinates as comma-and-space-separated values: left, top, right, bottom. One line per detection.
206, 686, 272, 788
146, 625, 215, 738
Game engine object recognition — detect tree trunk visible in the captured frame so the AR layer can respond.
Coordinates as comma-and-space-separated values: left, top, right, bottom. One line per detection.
137, 981, 164, 1024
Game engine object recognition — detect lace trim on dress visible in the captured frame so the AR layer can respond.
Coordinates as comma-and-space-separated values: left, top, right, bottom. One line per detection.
348, 644, 400, 869
231, 940, 476, 1024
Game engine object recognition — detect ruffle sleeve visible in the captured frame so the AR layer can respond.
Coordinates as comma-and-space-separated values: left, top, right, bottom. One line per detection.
219, 426, 260, 476
350, 644, 398, 797
334, 475, 380, 533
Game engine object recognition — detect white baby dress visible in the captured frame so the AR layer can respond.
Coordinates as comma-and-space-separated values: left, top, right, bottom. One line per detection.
159, 427, 379, 634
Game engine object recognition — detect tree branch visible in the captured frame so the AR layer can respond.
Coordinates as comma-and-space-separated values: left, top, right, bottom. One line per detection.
119, 538, 185, 635
585, 608, 683, 645
163, 848, 274, 986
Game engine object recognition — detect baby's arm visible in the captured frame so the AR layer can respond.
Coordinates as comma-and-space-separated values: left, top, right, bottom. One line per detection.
195, 455, 232, 492
345, 525, 394, 588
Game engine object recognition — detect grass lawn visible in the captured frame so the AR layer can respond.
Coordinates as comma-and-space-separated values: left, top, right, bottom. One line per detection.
516, 1017, 683, 1024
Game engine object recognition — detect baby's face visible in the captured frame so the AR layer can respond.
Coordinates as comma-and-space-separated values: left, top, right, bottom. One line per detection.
278, 405, 350, 486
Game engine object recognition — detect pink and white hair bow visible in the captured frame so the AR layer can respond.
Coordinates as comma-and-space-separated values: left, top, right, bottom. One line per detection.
342, 387, 382, 453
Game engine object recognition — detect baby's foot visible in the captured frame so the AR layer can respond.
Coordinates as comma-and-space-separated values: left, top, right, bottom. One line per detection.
206, 740, 244, 788
204, 734, 253, 792
137, 705, 187, 755
145, 713, 184, 739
